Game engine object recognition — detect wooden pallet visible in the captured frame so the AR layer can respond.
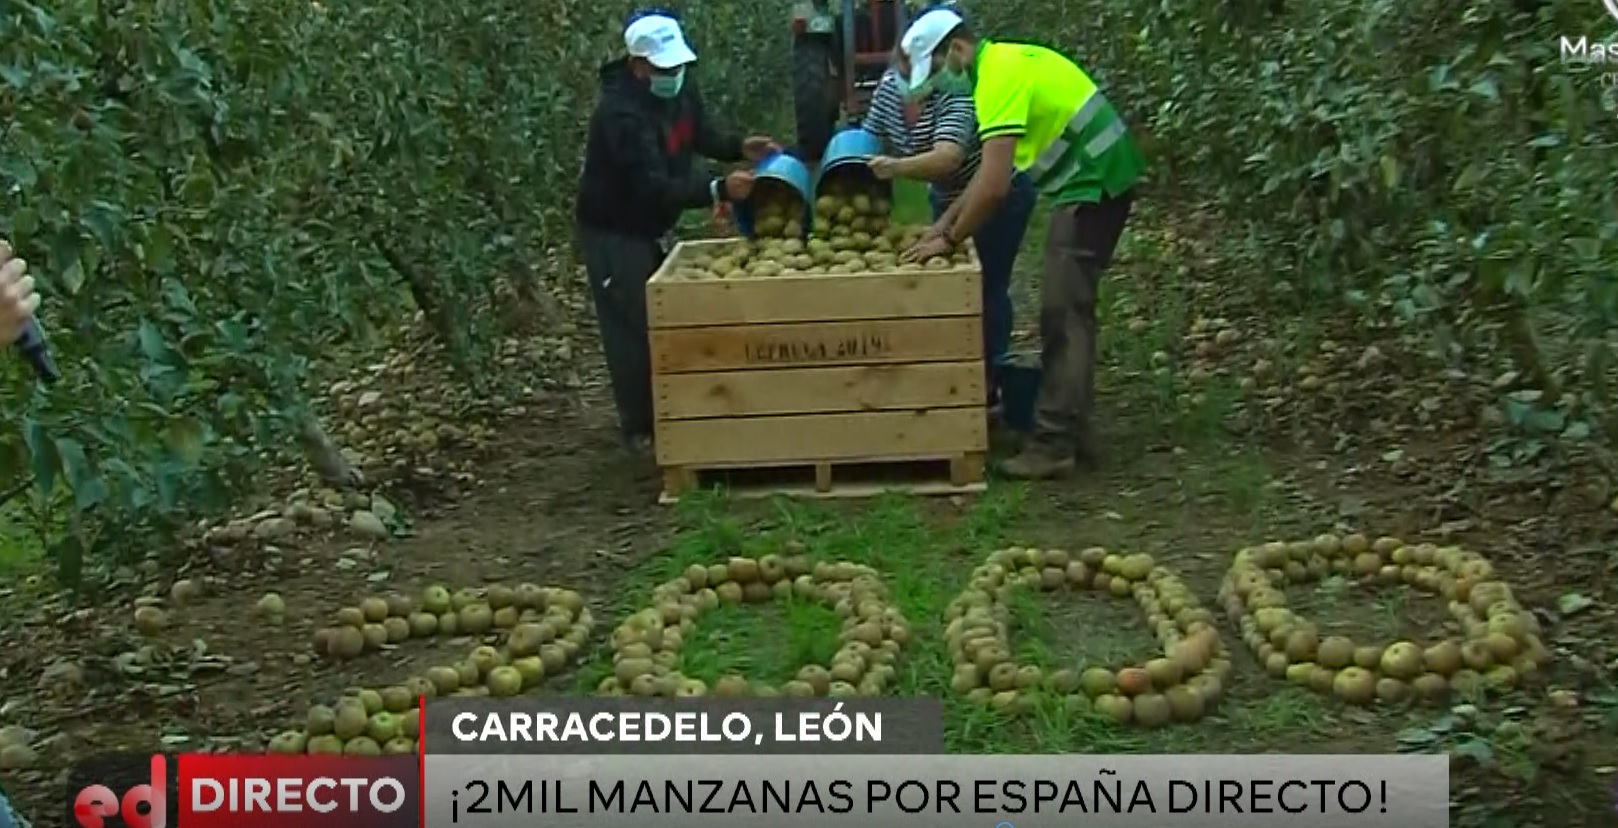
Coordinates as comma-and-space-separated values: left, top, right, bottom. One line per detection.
659, 452, 987, 503
647, 238, 989, 503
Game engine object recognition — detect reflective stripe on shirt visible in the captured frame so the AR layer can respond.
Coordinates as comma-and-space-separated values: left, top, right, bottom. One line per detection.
1027, 93, 1127, 194
1028, 93, 1123, 180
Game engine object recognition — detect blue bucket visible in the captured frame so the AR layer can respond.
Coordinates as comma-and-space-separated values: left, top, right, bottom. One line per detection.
814, 127, 891, 199
997, 351, 1042, 432
820, 127, 881, 174
733, 152, 813, 240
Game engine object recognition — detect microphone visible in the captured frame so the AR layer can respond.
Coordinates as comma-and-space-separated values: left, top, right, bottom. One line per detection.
15, 317, 59, 384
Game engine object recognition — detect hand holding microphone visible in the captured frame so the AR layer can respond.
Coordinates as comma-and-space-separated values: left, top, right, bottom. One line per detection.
0, 240, 58, 383
0, 242, 39, 346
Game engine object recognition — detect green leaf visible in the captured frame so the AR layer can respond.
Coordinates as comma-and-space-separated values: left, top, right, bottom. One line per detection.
1525, 408, 1564, 433
165, 417, 207, 463
82, 201, 123, 249
1451, 162, 1484, 193
180, 172, 215, 202
22, 419, 58, 497
1567, 237, 1602, 261
141, 225, 177, 274
60, 258, 86, 295
137, 320, 172, 364
9, 207, 39, 237
1377, 155, 1399, 189
1451, 735, 1495, 764
54, 437, 106, 511
154, 464, 182, 510
1501, 397, 1532, 427
1558, 592, 1594, 615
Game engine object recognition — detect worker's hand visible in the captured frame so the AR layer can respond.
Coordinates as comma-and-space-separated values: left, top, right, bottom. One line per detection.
0, 242, 40, 347
902, 234, 952, 263
711, 200, 734, 231
867, 155, 901, 180
723, 170, 756, 201
742, 136, 779, 162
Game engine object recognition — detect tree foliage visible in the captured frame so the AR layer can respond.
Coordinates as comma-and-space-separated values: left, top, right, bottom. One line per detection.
0, 0, 787, 584
973, 0, 1616, 437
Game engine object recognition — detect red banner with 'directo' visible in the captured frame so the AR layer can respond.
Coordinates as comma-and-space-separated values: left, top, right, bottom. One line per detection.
177, 754, 418, 828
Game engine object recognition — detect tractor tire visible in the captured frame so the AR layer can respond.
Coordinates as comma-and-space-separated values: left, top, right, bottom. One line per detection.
792, 36, 839, 163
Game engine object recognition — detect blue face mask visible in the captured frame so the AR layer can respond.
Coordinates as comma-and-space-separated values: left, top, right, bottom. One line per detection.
649, 67, 685, 99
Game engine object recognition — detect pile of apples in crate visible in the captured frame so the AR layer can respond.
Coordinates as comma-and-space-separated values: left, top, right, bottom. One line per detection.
667, 177, 975, 280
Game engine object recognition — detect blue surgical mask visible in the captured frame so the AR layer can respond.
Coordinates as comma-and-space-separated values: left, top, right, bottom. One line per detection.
649, 67, 685, 99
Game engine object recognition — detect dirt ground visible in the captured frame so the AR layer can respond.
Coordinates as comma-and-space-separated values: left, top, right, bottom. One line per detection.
2, 200, 1616, 825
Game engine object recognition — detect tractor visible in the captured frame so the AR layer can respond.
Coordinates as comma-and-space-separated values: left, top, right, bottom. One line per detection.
791, 0, 958, 163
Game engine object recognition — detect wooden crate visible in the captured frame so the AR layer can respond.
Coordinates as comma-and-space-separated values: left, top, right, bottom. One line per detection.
647, 238, 989, 502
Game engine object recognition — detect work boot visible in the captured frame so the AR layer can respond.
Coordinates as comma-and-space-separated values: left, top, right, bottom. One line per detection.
998, 439, 1076, 480
1073, 429, 1101, 471
990, 424, 1022, 455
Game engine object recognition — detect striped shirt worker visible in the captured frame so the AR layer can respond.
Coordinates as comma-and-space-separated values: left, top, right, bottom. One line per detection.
859, 36, 1036, 418
860, 67, 982, 202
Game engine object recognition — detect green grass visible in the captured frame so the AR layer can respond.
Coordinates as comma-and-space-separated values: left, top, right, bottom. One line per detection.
574, 486, 1339, 754
890, 180, 933, 225
0, 495, 54, 573
1288, 571, 1457, 654
678, 600, 844, 685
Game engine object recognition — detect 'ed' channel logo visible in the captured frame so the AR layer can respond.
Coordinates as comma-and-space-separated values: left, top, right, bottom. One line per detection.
63, 753, 414, 828
66, 754, 179, 828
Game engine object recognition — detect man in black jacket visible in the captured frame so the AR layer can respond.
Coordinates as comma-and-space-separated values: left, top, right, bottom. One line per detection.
576, 9, 776, 454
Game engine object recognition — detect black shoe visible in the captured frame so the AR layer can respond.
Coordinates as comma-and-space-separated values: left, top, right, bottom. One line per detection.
1074, 434, 1101, 470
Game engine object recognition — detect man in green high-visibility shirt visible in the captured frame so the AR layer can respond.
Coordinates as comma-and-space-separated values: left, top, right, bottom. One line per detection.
898, 8, 1145, 479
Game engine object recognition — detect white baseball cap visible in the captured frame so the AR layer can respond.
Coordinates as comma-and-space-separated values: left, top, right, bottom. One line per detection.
900, 8, 964, 90
625, 14, 697, 69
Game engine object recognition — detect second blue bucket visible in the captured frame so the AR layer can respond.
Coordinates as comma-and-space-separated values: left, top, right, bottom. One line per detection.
733, 152, 813, 240
997, 351, 1042, 433
814, 127, 891, 199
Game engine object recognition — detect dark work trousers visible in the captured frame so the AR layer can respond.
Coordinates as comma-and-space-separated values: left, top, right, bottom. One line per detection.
931, 172, 1036, 404
1032, 189, 1135, 456
578, 224, 667, 442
